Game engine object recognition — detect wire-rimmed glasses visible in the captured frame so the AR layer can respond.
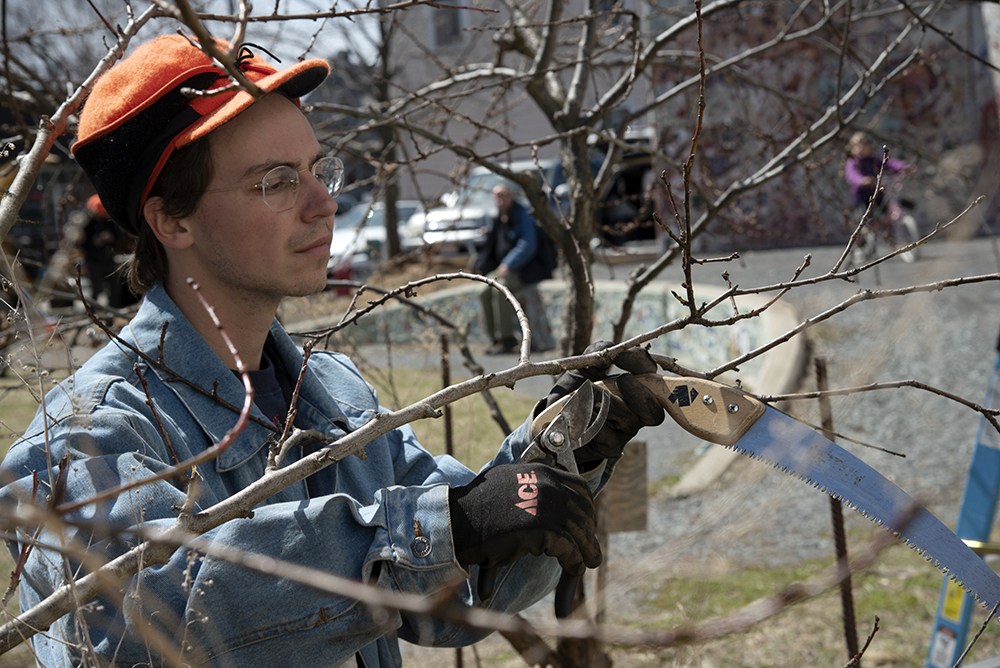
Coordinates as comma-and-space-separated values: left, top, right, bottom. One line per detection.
204, 156, 345, 212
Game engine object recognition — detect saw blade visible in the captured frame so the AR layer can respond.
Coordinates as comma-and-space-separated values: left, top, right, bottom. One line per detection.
736, 407, 1000, 607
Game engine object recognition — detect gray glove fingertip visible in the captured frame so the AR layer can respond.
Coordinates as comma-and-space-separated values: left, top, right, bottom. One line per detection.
581, 341, 614, 377
578, 532, 603, 569
583, 340, 614, 354
552, 536, 592, 576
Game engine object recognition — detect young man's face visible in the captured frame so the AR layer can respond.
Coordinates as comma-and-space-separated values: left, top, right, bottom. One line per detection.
179, 94, 337, 306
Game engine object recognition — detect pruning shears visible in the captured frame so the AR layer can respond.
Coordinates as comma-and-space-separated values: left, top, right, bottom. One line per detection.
523, 378, 610, 475
477, 379, 612, 617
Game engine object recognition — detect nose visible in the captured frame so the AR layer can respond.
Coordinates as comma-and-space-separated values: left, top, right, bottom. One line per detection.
300, 171, 339, 222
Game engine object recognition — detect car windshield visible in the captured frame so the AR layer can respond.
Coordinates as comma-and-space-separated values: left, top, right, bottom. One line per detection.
336, 205, 382, 231
451, 173, 525, 209
336, 203, 419, 231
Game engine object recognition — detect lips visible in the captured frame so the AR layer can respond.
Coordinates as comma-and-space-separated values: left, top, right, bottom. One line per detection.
297, 235, 333, 256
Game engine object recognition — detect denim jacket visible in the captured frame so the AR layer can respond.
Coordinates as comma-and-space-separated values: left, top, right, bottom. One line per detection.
475, 201, 538, 275
0, 284, 608, 667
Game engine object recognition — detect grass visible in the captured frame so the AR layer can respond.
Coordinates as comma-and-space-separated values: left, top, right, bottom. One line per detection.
602, 534, 1000, 668
0, 373, 51, 454
400, 533, 1000, 668
0, 372, 54, 668
363, 365, 539, 471
4, 359, 1000, 667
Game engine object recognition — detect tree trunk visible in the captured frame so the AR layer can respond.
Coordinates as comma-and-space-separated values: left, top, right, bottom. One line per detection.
378, 9, 401, 259
558, 133, 599, 354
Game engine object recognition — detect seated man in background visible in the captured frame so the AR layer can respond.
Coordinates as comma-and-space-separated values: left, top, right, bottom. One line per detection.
476, 183, 556, 355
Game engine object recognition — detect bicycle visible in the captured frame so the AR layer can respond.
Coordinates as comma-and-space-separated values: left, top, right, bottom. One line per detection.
851, 176, 921, 265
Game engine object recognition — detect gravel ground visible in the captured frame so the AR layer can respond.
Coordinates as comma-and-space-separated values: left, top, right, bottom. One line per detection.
355, 236, 1000, 577
601, 236, 1000, 574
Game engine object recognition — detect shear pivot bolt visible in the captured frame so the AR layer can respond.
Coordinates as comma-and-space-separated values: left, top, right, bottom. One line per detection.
547, 431, 566, 446
727, 403, 739, 414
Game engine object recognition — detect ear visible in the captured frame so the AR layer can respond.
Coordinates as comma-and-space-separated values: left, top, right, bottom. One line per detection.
143, 196, 194, 250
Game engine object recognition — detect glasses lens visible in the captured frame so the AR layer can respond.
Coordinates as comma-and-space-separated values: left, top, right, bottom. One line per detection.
313, 157, 345, 197
261, 166, 300, 213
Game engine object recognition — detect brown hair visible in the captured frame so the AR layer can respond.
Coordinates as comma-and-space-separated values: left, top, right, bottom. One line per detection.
123, 136, 214, 295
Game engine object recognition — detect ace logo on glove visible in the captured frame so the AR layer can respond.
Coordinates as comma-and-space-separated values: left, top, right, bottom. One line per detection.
515, 471, 539, 515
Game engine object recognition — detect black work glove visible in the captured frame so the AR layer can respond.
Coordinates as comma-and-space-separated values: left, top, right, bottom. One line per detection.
535, 341, 665, 466
448, 463, 602, 576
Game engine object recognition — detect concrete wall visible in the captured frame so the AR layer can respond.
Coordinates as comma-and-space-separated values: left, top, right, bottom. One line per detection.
320, 277, 804, 395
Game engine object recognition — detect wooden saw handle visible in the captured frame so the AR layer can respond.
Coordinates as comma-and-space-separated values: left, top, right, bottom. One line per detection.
532, 374, 767, 447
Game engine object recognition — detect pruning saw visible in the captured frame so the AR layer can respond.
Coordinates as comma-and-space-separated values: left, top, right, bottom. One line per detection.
529, 373, 1000, 616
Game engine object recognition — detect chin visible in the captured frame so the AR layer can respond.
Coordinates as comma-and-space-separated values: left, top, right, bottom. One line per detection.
288, 274, 329, 298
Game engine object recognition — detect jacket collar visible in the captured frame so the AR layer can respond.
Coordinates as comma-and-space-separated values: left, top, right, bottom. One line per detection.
264, 318, 354, 437
125, 284, 346, 472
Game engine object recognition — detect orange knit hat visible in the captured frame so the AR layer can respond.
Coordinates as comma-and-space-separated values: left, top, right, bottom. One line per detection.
72, 34, 329, 234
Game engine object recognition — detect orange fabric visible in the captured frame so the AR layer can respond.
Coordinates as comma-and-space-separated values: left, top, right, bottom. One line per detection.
74, 35, 221, 150
86, 194, 106, 216
70, 33, 329, 231
73, 34, 325, 152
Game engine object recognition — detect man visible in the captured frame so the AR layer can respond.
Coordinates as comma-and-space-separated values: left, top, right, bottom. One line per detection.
0, 34, 664, 666
81, 194, 136, 309
476, 183, 555, 355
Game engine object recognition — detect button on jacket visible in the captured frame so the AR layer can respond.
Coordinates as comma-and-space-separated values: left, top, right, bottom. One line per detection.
0, 284, 608, 667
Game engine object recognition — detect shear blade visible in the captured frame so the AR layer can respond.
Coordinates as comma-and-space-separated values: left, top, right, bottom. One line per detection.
580, 386, 611, 444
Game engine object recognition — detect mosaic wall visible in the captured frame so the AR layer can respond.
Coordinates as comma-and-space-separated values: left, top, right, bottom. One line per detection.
648, 8, 996, 250
339, 280, 770, 381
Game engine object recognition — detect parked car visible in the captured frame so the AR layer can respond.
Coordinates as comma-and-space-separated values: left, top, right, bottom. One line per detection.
406, 159, 574, 255
327, 199, 421, 280
405, 155, 654, 255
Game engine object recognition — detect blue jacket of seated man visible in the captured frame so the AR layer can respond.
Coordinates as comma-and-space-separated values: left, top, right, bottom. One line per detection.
0, 283, 610, 667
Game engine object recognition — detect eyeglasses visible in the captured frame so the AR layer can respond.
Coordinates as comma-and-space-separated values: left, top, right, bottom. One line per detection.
204, 156, 345, 213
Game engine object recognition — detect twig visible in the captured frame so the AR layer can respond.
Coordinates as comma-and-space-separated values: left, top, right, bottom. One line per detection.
0, 5, 160, 242
951, 600, 1000, 668
312, 271, 533, 366
842, 617, 880, 668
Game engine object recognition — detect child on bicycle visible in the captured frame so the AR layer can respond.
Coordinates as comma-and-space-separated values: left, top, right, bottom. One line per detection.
844, 132, 909, 212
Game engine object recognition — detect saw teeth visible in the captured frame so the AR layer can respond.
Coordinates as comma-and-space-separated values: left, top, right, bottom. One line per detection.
731, 425, 1000, 609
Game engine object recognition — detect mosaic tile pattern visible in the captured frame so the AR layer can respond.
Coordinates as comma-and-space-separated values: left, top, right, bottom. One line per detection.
341, 280, 768, 379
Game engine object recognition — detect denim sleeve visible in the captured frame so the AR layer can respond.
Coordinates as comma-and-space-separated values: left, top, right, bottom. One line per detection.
1, 388, 580, 665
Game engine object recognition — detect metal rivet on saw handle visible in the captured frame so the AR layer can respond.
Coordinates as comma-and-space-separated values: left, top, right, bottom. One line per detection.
727, 403, 739, 414
702, 395, 714, 406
